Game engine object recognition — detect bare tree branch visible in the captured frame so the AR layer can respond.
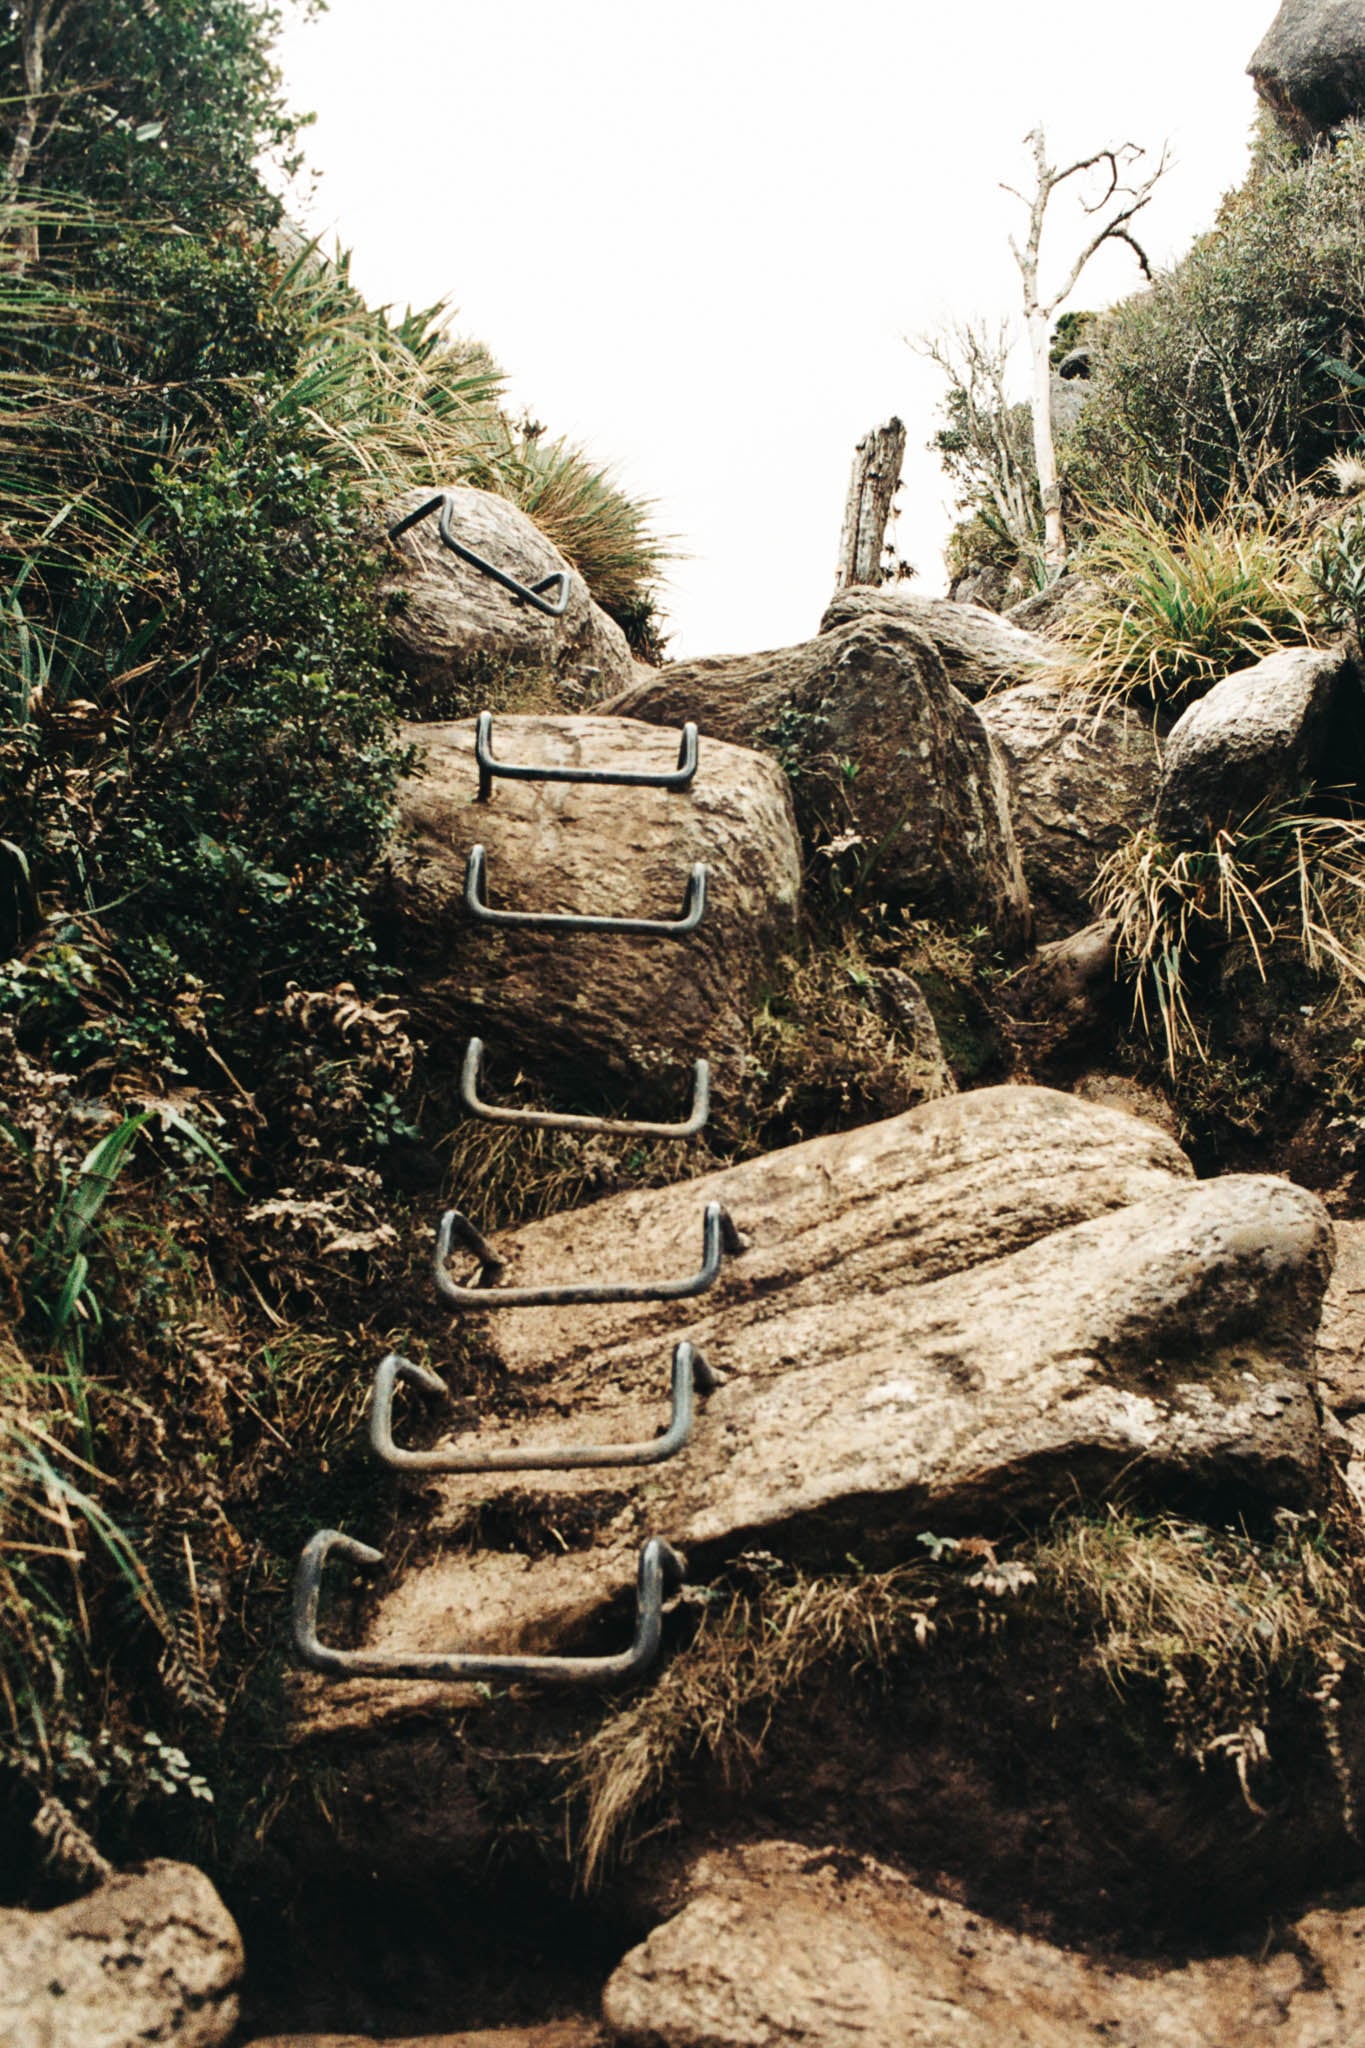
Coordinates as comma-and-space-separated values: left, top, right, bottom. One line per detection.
1005, 124, 1169, 570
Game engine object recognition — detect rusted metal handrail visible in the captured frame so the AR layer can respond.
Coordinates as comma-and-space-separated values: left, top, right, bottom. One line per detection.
369, 1343, 718, 1473
292, 1528, 686, 1685
387, 493, 570, 618
433, 1201, 746, 1310
460, 1037, 710, 1139
475, 710, 698, 802
463, 844, 708, 938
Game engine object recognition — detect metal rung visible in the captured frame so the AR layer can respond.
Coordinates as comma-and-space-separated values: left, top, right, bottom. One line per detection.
433, 1201, 746, 1309
293, 1528, 686, 1685
475, 710, 699, 801
387, 493, 571, 619
370, 1343, 719, 1474
460, 1038, 711, 1139
464, 844, 708, 938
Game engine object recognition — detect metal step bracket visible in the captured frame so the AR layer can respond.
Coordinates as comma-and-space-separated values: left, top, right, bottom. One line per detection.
387, 493, 571, 619
464, 844, 708, 938
433, 1201, 747, 1310
474, 710, 699, 802
293, 1528, 686, 1685
460, 1037, 710, 1139
370, 1343, 719, 1474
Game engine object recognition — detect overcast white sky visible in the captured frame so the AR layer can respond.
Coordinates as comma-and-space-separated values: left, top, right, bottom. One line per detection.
274, 1, 1274, 658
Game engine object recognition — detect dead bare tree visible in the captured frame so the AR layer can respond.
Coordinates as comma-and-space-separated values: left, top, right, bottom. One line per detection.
3, 0, 76, 271
834, 416, 907, 590
1005, 127, 1167, 572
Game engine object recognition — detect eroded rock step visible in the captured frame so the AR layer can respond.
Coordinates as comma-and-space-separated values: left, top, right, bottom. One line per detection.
604, 1840, 1365, 2047
294, 1086, 1330, 1738
392, 713, 800, 1107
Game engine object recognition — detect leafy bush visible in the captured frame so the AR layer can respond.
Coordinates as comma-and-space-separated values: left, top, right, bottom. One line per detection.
1074, 131, 1365, 514
1307, 504, 1365, 639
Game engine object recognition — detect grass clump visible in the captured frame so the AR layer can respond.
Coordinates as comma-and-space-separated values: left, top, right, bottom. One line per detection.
571, 1509, 1365, 1890
1038, 1508, 1364, 1814
1093, 808, 1365, 1071
1062, 497, 1314, 710
573, 1554, 941, 1886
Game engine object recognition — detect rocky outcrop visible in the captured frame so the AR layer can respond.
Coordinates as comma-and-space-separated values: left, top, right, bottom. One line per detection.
604, 1841, 1365, 2048
0, 1860, 243, 2048
245, 2027, 602, 2048
1154, 646, 1365, 843
1006, 570, 1098, 640
818, 588, 1053, 700
382, 486, 635, 700
1317, 1217, 1365, 1415
388, 714, 801, 1108
600, 614, 1031, 950
296, 1086, 1329, 1739
978, 677, 1161, 936
1250, 0, 1365, 139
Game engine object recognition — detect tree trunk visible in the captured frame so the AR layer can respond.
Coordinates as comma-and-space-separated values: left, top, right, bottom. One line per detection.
1025, 309, 1064, 572
834, 417, 906, 589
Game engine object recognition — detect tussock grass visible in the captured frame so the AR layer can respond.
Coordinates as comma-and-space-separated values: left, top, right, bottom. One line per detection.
1093, 809, 1365, 1070
573, 1558, 938, 1886
1063, 498, 1314, 710
1039, 1508, 1364, 1811
572, 1510, 1365, 1885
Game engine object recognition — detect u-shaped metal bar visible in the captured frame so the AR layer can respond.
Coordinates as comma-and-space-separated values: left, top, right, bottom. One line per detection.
475, 710, 699, 802
464, 844, 708, 938
460, 1038, 711, 1139
387, 493, 571, 619
292, 1528, 687, 1685
433, 1201, 746, 1310
370, 1343, 719, 1474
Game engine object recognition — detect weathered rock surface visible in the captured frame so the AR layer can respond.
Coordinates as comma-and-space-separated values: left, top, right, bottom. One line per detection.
599, 614, 1030, 949
0, 1860, 243, 2048
1317, 1217, 1365, 1414
245, 2027, 602, 2048
977, 678, 1161, 935
1003, 919, 1122, 1067
1155, 646, 1365, 843
603, 1840, 1365, 2048
382, 485, 635, 699
296, 1086, 1329, 1738
1250, 0, 1365, 139
1006, 570, 1099, 641
389, 714, 800, 1107
818, 588, 1054, 700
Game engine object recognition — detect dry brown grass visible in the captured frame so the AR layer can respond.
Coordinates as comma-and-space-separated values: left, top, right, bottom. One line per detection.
1038, 1507, 1365, 1813
571, 1508, 1365, 1884
1092, 810, 1365, 1072
573, 1556, 940, 1886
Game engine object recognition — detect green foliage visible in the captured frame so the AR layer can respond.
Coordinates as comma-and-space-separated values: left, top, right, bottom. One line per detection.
1, 0, 307, 230
1308, 504, 1365, 638
1073, 131, 1365, 514
1063, 496, 1313, 708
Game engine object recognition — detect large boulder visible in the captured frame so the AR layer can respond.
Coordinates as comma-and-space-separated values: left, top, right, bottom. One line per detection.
604, 1840, 1365, 2048
1250, 0, 1365, 139
388, 714, 801, 1109
818, 588, 1053, 700
382, 485, 636, 701
0, 1861, 243, 2048
978, 677, 1162, 936
600, 614, 1031, 950
1154, 646, 1365, 843
295, 1086, 1328, 1740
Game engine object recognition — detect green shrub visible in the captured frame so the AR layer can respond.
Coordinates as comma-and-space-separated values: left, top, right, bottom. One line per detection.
1074, 130, 1365, 514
